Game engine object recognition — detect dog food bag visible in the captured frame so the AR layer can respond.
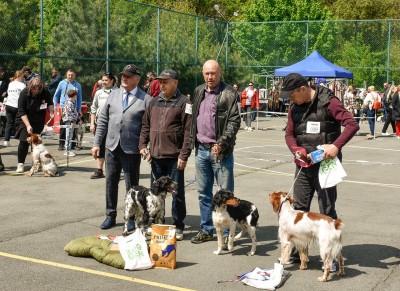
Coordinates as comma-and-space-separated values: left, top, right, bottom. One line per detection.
150, 224, 177, 269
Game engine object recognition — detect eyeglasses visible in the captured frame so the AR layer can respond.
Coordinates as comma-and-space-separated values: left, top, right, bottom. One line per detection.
248, 84, 254, 86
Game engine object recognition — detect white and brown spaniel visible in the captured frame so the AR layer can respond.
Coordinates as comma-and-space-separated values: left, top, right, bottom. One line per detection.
268, 191, 345, 282
212, 189, 259, 256
27, 134, 59, 177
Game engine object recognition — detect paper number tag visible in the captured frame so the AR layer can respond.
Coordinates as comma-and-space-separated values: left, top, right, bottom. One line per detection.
185, 104, 192, 115
306, 121, 320, 134
40, 103, 47, 110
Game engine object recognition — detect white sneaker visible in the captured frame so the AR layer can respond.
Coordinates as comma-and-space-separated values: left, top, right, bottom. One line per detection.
64, 151, 76, 157
16, 163, 24, 173
247, 127, 254, 131
382, 132, 390, 136
244, 126, 248, 130
176, 229, 184, 241
3, 141, 9, 147
322, 261, 338, 272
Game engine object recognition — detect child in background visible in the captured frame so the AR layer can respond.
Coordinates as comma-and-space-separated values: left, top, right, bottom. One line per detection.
62, 90, 79, 156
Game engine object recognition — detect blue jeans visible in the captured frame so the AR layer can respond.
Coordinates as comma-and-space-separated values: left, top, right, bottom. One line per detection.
105, 145, 141, 218
366, 109, 376, 135
195, 144, 234, 235
64, 121, 73, 151
151, 158, 186, 230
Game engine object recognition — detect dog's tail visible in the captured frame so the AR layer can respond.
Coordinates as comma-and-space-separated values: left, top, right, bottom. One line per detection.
334, 218, 344, 230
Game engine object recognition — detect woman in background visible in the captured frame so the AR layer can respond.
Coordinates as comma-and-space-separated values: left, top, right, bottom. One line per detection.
4, 70, 26, 146
89, 72, 116, 179
14, 77, 54, 173
241, 82, 259, 131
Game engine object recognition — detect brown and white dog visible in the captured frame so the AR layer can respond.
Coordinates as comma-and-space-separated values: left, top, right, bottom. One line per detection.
212, 189, 259, 256
268, 191, 344, 282
27, 134, 59, 177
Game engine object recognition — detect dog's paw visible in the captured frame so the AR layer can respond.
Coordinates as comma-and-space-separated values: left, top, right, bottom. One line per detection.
213, 249, 222, 255
300, 262, 308, 270
336, 269, 345, 276
317, 275, 327, 282
247, 251, 255, 256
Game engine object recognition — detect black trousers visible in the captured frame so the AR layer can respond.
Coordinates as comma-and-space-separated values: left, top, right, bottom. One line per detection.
293, 163, 337, 219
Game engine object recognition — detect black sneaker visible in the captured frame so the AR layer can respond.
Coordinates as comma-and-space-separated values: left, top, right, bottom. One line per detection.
58, 145, 65, 151
91, 169, 105, 179
191, 230, 212, 244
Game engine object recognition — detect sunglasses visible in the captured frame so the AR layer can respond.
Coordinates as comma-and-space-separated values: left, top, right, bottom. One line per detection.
248, 84, 254, 86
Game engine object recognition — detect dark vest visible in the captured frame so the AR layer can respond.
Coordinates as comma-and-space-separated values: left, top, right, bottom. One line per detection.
291, 86, 341, 154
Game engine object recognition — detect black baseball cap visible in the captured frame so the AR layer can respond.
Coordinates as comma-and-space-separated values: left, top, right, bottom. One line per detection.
120, 64, 141, 76
280, 73, 308, 99
156, 69, 178, 80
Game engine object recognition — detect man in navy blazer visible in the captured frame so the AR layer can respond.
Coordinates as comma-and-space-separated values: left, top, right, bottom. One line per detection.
91, 64, 152, 230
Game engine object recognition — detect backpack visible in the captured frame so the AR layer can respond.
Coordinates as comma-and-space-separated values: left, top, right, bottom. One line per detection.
372, 92, 381, 110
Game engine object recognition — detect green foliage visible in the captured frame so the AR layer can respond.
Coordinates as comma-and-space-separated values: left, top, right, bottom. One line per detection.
46, 0, 108, 98
326, 0, 400, 20
1, 0, 400, 96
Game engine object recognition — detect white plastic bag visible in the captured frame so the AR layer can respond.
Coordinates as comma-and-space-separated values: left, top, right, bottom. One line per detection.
240, 263, 285, 290
318, 156, 347, 189
41, 125, 54, 137
115, 229, 153, 270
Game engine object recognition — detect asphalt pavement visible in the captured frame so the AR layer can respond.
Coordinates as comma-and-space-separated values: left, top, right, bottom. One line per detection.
0, 116, 399, 291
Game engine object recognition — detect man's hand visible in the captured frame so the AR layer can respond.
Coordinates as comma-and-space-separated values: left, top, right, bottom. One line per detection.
91, 146, 100, 159
90, 124, 95, 133
139, 148, 151, 163
177, 158, 187, 170
211, 144, 221, 157
321, 144, 339, 160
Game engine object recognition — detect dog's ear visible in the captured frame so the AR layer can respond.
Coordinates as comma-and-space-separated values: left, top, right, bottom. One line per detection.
152, 179, 160, 191
269, 192, 281, 213
213, 191, 222, 206
224, 197, 240, 207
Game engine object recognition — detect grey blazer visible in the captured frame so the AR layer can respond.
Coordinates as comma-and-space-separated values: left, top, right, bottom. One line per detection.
94, 87, 151, 154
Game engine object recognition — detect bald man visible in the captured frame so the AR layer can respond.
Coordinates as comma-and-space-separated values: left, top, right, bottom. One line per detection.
188, 60, 241, 244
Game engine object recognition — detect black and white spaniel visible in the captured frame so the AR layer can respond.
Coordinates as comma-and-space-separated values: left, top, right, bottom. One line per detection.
212, 189, 259, 256
123, 176, 177, 235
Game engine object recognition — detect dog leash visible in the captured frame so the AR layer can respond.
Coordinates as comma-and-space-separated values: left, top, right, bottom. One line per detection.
287, 166, 303, 195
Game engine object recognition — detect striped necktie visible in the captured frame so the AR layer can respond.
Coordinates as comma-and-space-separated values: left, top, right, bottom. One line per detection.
123, 92, 130, 110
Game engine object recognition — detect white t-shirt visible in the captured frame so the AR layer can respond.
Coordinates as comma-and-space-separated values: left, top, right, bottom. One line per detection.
246, 89, 254, 105
6, 80, 26, 108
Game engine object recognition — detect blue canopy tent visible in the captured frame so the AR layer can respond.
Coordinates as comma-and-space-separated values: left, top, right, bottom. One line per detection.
274, 50, 353, 79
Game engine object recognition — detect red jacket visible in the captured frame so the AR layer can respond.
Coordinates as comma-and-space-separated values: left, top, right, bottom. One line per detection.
149, 79, 160, 97
241, 88, 260, 109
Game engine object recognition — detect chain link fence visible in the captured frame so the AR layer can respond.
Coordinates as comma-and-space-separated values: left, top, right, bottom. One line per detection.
1, 0, 399, 101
